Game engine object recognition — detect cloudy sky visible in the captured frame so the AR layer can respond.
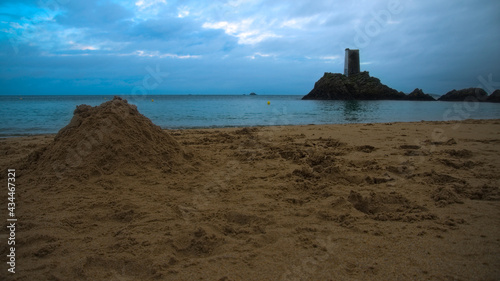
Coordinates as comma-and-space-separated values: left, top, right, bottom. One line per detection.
0, 0, 499, 95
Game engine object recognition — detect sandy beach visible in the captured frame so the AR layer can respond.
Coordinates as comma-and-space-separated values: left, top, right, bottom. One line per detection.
1, 98, 499, 280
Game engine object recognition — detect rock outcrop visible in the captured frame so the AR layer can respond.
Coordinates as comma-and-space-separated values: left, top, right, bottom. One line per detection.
487, 89, 500, 103
406, 88, 436, 101
302, 72, 499, 102
302, 72, 406, 100
438, 88, 488, 101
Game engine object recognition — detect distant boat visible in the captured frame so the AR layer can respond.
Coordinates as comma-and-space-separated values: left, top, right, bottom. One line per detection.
249, 92, 257, 96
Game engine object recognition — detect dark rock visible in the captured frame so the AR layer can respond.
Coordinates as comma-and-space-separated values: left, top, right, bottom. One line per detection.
406, 88, 435, 101
249, 92, 257, 96
438, 88, 488, 102
302, 72, 406, 100
487, 89, 500, 103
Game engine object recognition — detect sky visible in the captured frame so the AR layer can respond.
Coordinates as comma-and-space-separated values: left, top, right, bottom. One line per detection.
0, 0, 499, 95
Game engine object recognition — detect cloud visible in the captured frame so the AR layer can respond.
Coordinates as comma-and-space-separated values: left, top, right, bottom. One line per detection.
320, 55, 341, 62
0, 0, 499, 95
129, 50, 201, 59
55, 0, 133, 28
247, 52, 274, 59
202, 19, 281, 45
135, 0, 167, 10
133, 0, 168, 19
67, 41, 99, 51
177, 7, 190, 18
280, 16, 318, 29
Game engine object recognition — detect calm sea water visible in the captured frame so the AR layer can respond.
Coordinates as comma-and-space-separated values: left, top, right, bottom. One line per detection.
1, 95, 500, 137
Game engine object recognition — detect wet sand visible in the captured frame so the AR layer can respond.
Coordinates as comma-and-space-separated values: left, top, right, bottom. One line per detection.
1, 118, 500, 280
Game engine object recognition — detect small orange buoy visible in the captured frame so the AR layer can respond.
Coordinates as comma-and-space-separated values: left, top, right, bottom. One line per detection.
151, 99, 154, 102
267, 101, 270, 105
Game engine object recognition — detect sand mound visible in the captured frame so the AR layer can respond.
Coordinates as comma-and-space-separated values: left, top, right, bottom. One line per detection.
24, 96, 189, 181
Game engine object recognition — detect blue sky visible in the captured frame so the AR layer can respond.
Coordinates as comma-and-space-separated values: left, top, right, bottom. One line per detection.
0, 0, 499, 95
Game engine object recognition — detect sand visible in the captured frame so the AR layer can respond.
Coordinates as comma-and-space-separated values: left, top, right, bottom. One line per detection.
1, 98, 499, 280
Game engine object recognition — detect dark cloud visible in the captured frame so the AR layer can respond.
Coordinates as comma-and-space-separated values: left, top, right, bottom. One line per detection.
0, 0, 499, 95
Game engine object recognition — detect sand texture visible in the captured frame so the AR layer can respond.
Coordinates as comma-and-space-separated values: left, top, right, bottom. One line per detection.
1, 98, 499, 280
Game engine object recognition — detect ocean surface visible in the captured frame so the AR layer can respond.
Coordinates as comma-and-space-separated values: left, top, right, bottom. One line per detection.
1, 95, 500, 137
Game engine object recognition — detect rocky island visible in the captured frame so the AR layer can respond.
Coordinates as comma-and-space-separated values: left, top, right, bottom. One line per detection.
302, 49, 436, 101
488, 89, 500, 103
302, 71, 435, 101
302, 71, 402, 100
406, 88, 436, 101
437, 88, 500, 102
303, 49, 499, 102
438, 88, 488, 102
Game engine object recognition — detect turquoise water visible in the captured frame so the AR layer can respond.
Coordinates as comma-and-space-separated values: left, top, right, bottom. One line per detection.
1, 95, 500, 137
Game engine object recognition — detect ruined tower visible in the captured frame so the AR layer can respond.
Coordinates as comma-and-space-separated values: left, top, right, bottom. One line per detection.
344, 48, 360, 76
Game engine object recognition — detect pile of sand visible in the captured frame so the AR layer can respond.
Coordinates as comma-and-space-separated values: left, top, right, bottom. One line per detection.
24, 96, 189, 181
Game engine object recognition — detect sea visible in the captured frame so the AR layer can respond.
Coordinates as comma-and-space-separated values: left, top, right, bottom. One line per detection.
1, 95, 500, 137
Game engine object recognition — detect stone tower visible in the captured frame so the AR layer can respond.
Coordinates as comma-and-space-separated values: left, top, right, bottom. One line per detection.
344, 48, 360, 76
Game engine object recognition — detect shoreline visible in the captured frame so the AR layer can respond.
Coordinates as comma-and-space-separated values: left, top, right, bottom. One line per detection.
2, 118, 500, 139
